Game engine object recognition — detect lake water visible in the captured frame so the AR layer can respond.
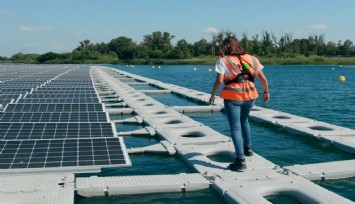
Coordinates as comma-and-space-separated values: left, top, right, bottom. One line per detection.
77, 64, 355, 203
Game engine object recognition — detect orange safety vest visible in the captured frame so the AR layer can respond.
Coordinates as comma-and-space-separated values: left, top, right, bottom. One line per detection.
220, 54, 259, 101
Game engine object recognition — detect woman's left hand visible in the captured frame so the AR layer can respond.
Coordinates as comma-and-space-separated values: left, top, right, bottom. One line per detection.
263, 92, 270, 103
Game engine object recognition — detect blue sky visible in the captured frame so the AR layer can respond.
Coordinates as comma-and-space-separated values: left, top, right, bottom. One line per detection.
1, 0, 354, 57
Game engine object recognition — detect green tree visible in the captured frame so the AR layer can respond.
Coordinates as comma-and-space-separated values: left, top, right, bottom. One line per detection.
278, 36, 286, 53
339, 39, 353, 56
37, 52, 60, 63
174, 39, 192, 59
308, 35, 325, 55
141, 31, 174, 53
250, 34, 261, 55
135, 44, 150, 59
278, 32, 294, 55
94, 42, 110, 54
291, 39, 310, 56
11, 52, 26, 61
240, 33, 249, 52
192, 38, 209, 57
0, 56, 7, 61
76, 39, 93, 51
211, 31, 234, 56
108, 36, 136, 60
325, 41, 338, 56
261, 31, 274, 56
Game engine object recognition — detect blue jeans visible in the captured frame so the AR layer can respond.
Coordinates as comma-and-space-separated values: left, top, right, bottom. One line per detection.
224, 99, 255, 158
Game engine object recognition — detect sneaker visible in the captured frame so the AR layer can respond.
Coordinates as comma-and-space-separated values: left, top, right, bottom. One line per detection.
228, 157, 247, 172
244, 146, 254, 156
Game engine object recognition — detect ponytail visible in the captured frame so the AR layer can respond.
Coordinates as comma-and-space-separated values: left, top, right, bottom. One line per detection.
220, 36, 245, 56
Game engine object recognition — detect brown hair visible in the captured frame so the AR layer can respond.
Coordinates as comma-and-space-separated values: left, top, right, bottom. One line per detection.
220, 36, 245, 56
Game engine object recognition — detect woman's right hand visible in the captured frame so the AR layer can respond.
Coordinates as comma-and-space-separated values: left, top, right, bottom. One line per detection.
209, 96, 215, 104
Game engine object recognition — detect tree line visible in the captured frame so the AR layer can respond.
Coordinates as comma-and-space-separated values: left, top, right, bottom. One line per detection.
1, 31, 354, 64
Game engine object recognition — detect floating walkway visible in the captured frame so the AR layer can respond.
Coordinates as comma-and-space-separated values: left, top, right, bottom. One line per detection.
91, 66, 354, 203
112, 68, 355, 154
2, 65, 354, 204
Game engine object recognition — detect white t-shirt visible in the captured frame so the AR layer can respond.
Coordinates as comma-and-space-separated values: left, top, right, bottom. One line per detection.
215, 56, 264, 78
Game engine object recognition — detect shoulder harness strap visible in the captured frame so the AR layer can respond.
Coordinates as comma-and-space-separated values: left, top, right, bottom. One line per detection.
224, 55, 241, 74
223, 54, 255, 85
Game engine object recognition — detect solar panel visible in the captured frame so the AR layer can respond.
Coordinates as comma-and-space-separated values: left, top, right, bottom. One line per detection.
4, 103, 104, 112
2, 88, 33, 94
0, 99, 13, 107
17, 98, 99, 104
25, 94, 99, 99
2, 122, 114, 140
2, 112, 108, 123
33, 90, 97, 94
0, 94, 21, 99
38, 87, 95, 91
0, 137, 126, 170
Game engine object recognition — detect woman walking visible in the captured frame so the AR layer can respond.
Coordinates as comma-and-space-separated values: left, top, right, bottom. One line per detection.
209, 36, 270, 172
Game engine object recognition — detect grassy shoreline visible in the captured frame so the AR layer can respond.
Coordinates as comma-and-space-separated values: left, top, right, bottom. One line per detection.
2, 56, 355, 65
123, 56, 355, 65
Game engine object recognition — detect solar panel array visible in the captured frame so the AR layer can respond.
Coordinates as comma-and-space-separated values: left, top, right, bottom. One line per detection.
0, 64, 130, 174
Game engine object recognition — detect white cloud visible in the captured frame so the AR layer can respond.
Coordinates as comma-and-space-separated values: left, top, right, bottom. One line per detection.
0, 11, 16, 20
23, 43, 40, 47
74, 32, 82, 36
309, 24, 329, 30
18, 26, 52, 32
202, 27, 218, 34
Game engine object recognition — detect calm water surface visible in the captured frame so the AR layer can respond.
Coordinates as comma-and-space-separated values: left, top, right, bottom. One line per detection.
77, 65, 355, 203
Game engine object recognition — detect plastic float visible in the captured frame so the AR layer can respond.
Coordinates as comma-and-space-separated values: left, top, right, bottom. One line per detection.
116, 126, 156, 136
139, 89, 172, 94
112, 116, 143, 124
76, 173, 210, 197
125, 82, 150, 86
285, 159, 355, 180
104, 102, 126, 107
0, 174, 74, 204
177, 142, 276, 176
157, 126, 231, 146
127, 140, 176, 155
171, 105, 223, 113
213, 168, 354, 204
105, 107, 134, 115
332, 137, 355, 154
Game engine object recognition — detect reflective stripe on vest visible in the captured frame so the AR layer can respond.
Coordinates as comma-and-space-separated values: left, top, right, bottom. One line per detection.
250, 56, 258, 78
220, 54, 259, 101
223, 86, 257, 93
